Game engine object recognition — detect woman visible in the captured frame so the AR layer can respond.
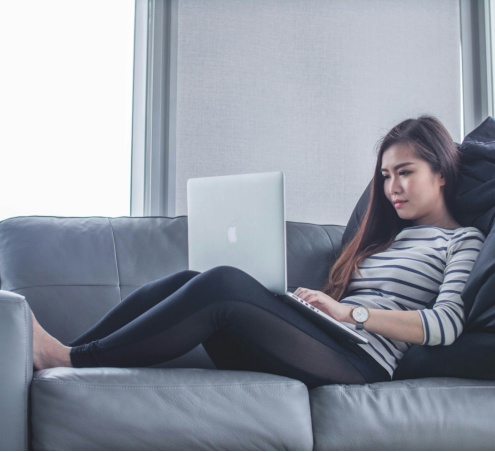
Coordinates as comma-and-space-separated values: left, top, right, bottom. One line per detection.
32, 115, 486, 389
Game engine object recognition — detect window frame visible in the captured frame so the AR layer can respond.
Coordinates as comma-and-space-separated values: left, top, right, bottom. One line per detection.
460, 0, 494, 138
131, 0, 178, 217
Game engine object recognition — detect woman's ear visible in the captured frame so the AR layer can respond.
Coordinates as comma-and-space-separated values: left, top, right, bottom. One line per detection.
438, 171, 446, 187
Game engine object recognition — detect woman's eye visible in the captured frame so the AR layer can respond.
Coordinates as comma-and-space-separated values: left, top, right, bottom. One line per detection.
381, 171, 410, 180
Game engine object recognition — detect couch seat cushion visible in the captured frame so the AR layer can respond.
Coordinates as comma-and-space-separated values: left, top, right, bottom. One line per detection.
31, 367, 313, 451
310, 377, 495, 450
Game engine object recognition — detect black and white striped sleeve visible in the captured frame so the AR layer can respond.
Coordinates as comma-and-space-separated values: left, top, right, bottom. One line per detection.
419, 228, 486, 346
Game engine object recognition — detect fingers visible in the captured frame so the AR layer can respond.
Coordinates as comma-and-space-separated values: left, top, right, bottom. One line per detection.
294, 288, 313, 302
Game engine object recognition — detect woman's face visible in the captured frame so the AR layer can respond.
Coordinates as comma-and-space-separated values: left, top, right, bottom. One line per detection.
380, 143, 448, 227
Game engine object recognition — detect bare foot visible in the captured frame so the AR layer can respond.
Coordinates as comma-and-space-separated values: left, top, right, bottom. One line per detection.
32, 311, 73, 371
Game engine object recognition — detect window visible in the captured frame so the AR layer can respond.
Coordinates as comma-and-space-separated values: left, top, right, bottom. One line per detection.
0, 0, 135, 221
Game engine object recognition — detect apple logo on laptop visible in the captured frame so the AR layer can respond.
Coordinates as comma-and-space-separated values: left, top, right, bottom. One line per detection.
227, 221, 237, 243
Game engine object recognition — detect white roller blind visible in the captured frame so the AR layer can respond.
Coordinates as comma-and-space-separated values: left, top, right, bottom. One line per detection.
174, 0, 461, 226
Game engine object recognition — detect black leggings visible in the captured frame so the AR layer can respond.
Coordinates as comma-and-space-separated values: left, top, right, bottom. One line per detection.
67, 266, 390, 389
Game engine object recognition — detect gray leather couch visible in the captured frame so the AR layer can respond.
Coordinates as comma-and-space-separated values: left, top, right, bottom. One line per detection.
1, 215, 494, 451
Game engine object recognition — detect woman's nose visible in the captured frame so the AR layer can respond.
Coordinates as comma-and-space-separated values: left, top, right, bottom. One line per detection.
388, 175, 401, 196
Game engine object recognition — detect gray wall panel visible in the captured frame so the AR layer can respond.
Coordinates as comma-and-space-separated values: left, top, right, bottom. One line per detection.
175, 0, 461, 226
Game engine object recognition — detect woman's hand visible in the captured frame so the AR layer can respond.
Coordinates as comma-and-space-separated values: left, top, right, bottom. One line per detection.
293, 288, 352, 323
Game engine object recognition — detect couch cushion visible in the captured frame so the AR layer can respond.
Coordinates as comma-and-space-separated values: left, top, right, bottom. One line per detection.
286, 221, 344, 292
310, 377, 495, 450
0, 216, 192, 344
31, 367, 313, 451
105, 216, 190, 299
0, 217, 121, 344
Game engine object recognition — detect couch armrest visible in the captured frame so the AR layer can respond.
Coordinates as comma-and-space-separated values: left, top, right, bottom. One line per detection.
0, 290, 32, 451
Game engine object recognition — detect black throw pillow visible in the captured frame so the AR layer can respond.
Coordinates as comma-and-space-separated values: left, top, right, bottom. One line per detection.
393, 332, 495, 381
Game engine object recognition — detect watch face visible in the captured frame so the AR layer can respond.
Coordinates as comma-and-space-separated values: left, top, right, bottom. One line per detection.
353, 306, 369, 322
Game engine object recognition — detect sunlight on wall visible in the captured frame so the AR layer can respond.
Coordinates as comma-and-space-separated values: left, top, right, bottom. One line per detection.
0, 0, 135, 221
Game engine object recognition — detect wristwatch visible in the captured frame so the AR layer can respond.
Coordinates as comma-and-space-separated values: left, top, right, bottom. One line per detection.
351, 306, 370, 330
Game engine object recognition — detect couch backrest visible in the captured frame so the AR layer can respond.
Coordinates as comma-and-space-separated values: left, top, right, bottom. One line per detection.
0, 216, 344, 344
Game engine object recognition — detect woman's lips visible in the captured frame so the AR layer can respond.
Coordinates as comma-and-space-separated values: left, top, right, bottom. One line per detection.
394, 201, 407, 208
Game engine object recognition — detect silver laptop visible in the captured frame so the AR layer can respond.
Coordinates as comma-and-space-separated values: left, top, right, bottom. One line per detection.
187, 171, 368, 344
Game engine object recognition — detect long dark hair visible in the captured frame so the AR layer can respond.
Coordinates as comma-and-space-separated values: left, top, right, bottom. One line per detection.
322, 115, 461, 301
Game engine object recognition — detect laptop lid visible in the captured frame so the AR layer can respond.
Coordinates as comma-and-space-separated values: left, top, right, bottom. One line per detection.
187, 171, 287, 295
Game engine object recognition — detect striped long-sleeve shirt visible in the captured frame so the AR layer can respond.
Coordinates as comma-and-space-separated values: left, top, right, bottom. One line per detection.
338, 225, 486, 378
